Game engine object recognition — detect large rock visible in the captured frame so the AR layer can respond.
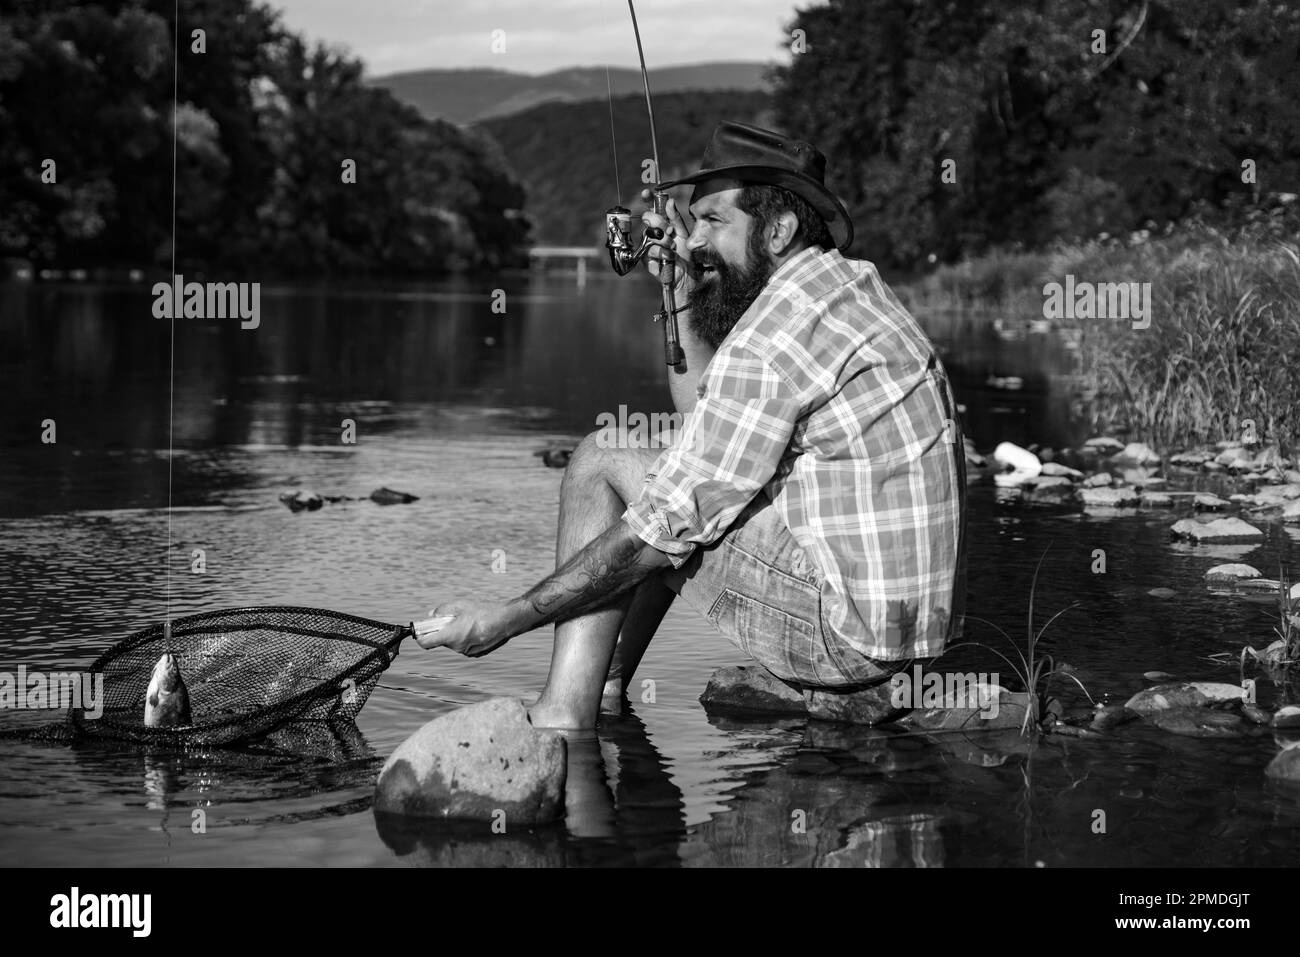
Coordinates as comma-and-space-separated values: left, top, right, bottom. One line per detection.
699, 666, 808, 714
896, 684, 1034, 733
1124, 681, 1244, 714
1080, 487, 1139, 507
1170, 517, 1264, 543
1115, 442, 1161, 466
698, 666, 902, 725
1205, 563, 1262, 582
1083, 436, 1124, 454
992, 442, 1042, 487
1264, 748, 1300, 784
374, 698, 566, 824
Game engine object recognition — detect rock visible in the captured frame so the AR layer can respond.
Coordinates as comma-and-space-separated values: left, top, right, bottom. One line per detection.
896, 686, 1033, 733
1090, 704, 1139, 732
1147, 587, 1177, 598
1204, 563, 1262, 582
1265, 748, 1300, 783
1193, 493, 1231, 510
535, 447, 573, 468
1143, 670, 1175, 681
370, 487, 419, 505
699, 665, 809, 715
1247, 483, 1300, 506
1115, 442, 1161, 466
803, 683, 903, 725
1169, 450, 1214, 467
1203, 461, 1225, 472
280, 490, 323, 511
1273, 706, 1300, 730
1080, 487, 1139, 507
1125, 681, 1244, 714
992, 442, 1042, 487
1140, 493, 1174, 507
1170, 517, 1264, 543
1040, 462, 1083, 479
1082, 472, 1113, 488
698, 666, 904, 725
1235, 578, 1284, 594
1242, 704, 1272, 725
1027, 475, 1073, 490
374, 698, 566, 824
1083, 436, 1124, 454
1282, 501, 1300, 524
1215, 447, 1252, 467
1287, 470, 1300, 485
1149, 708, 1256, 738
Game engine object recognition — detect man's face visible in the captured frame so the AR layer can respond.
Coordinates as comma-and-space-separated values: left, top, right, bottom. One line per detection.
684, 179, 777, 350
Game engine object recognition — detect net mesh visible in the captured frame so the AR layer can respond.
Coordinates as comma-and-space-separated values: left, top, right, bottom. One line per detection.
55, 606, 410, 747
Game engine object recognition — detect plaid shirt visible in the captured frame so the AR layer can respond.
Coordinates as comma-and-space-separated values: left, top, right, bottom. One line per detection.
623, 246, 966, 661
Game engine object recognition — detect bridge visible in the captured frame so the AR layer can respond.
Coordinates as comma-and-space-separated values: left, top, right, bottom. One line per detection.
528, 246, 602, 284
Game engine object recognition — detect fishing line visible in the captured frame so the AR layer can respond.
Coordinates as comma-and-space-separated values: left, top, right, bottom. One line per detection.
165, 0, 179, 632
606, 66, 621, 206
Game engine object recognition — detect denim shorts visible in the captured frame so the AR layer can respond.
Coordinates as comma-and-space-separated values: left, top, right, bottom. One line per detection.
669, 493, 899, 689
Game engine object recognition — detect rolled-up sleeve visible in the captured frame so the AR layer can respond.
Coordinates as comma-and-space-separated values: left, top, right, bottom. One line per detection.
622, 347, 801, 567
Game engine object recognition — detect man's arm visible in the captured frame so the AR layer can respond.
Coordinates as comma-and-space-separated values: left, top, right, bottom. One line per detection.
498, 520, 673, 639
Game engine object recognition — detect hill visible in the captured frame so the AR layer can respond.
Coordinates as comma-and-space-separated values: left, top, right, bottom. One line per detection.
370, 63, 769, 125
477, 89, 772, 247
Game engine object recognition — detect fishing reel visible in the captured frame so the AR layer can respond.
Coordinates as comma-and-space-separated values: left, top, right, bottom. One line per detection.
604, 190, 685, 367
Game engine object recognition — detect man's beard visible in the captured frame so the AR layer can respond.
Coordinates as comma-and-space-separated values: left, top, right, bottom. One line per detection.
686, 228, 776, 350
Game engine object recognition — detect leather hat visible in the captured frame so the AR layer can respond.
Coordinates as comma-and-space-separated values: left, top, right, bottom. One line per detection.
661, 121, 854, 251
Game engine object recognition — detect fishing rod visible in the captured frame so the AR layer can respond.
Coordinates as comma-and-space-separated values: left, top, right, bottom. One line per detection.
603, 0, 685, 367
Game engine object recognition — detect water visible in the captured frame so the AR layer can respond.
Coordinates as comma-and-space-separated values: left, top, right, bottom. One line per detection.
1, 275, 1298, 867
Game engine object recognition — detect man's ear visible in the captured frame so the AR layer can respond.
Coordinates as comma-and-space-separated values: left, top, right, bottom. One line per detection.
769, 210, 801, 256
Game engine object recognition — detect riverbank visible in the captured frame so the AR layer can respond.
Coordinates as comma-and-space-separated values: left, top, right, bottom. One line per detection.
900, 218, 1300, 457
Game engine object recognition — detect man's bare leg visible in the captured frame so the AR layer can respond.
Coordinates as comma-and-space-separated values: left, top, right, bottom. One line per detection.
528, 431, 664, 729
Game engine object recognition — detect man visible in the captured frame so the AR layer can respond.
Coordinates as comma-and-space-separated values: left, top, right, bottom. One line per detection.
418, 122, 967, 730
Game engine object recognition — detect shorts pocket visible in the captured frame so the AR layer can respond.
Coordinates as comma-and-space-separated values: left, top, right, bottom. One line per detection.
731, 588, 826, 685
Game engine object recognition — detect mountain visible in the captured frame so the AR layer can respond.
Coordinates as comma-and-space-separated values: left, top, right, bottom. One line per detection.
477, 89, 773, 247
369, 62, 770, 125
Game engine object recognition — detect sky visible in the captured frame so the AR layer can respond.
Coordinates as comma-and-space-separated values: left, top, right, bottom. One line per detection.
266, 0, 812, 76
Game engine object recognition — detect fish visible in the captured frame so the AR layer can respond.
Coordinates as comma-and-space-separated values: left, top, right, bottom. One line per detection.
144, 653, 192, 728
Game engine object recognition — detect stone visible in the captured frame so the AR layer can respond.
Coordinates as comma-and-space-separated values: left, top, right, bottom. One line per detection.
1282, 501, 1300, 524
1287, 470, 1300, 485
1204, 563, 1262, 582
992, 442, 1041, 487
1169, 450, 1214, 466
1140, 493, 1174, 507
896, 686, 1033, 733
1264, 748, 1300, 783
1247, 484, 1300, 506
1170, 517, 1264, 543
1027, 475, 1073, 490
1193, 493, 1230, 510
698, 666, 904, 725
1147, 587, 1177, 598
374, 698, 566, 824
1080, 487, 1139, 507
1090, 704, 1139, 732
1216, 447, 1251, 467
370, 486, 419, 505
1235, 578, 1284, 594
279, 489, 323, 511
1149, 708, 1256, 738
1040, 462, 1083, 479
1082, 472, 1113, 488
1124, 681, 1244, 714
1115, 442, 1161, 466
698, 665, 808, 715
1273, 706, 1300, 730
1083, 436, 1124, 454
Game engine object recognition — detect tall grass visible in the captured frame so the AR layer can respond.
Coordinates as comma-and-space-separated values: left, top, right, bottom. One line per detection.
901, 224, 1300, 455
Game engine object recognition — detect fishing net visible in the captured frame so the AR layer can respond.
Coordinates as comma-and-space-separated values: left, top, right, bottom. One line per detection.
37, 606, 411, 748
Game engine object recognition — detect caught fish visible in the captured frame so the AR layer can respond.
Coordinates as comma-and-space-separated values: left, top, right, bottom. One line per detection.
144, 653, 192, 728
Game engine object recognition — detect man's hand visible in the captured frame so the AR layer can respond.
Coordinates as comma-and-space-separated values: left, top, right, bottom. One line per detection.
641, 189, 695, 300
414, 600, 512, 657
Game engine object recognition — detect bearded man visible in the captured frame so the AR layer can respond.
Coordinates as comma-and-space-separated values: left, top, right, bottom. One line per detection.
418, 122, 967, 730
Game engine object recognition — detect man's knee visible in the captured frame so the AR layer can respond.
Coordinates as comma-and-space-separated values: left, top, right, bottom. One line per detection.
563, 428, 661, 501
